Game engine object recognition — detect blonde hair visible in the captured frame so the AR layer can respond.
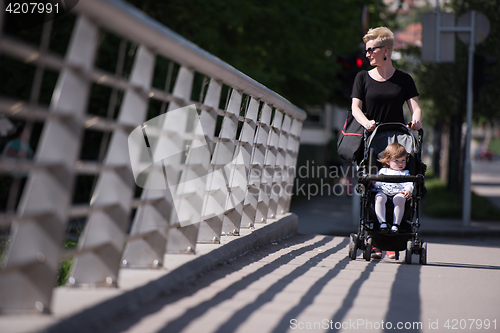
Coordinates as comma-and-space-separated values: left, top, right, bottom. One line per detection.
363, 27, 394, 55
378, 143, 407, 167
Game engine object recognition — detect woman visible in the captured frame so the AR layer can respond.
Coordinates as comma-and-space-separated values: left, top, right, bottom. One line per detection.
351, 27, 423, 259
351, 27, 422, 132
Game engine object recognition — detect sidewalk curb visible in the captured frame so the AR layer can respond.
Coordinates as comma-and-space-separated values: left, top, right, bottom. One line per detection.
39, 214, 298, 333
418, 230, 500, 238
323, 229, 500, 238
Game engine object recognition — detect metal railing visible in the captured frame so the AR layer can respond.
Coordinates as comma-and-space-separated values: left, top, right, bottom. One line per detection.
0, 0, 306, 314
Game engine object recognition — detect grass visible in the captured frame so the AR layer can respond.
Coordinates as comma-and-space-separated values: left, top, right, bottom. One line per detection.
56, 238, 78, 287
0, 227, 80, 287
422, 177, 500, 221
0, 233, 10, 268
489, 137, 500, 155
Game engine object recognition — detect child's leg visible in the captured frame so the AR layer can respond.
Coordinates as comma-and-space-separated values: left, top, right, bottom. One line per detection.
392, 193, 406, 225
375, 192, 387, 227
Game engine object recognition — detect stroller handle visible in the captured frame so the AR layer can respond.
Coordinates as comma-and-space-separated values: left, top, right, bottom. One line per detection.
407, 122, 424, 138
364, 123, 424, 137
361, 174, 425, 184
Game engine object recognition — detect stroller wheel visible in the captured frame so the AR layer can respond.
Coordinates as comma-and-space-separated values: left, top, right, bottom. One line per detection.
348, 233, 358, 260
363, 238, 372, 261
405, 240, 413, 264
419, 242, 427, 265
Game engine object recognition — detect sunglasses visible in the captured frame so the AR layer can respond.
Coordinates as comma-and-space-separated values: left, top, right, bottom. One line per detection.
365, 46, 384, 54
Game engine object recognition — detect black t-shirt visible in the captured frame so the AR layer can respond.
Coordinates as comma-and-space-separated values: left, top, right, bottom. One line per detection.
351, 69, 419, 124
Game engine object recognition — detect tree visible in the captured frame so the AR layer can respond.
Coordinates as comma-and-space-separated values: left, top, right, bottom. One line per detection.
411, 0, 500, 191
125, 0, 388, 109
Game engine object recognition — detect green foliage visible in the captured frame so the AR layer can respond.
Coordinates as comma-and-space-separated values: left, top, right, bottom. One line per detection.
422, 178, 463, 218
0, 57, 36, 101
57, 257, 73, 287
407, 1, 500, 191
56, 238, 78, 287
1, 222, 80, 287
457, 0, 500, 121
0, 231, 10, 268
125, 0, 387, 109
423, 177, 500, 220
412, 0, 500, 126
489, 137, 500, 154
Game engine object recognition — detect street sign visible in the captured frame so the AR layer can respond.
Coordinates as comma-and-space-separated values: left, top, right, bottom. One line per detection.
421, 12, 456, 62
457, 11, 490, 45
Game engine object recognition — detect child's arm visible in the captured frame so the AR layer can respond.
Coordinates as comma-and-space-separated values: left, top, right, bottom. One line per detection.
401, 190, 411, 199
402, 170, 414, 195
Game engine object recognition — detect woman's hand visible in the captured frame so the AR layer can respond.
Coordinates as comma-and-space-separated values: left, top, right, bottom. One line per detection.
365, 120, 376, 131
407, 97, 422, 131
352, 98, 376, 131
409, 119, 422, 131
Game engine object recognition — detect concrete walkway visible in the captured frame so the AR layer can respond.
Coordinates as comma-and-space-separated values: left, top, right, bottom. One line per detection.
75, 235, 500, 333
0, 161, 498, 333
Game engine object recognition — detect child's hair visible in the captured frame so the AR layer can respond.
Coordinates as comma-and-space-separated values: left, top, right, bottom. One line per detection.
378, 143, 407, 167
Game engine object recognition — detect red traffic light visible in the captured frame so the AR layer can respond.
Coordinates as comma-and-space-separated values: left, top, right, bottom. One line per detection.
356, 57, 364, 68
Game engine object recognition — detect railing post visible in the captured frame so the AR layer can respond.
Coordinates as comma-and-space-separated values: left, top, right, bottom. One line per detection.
256, 109, 283, 222
250, 103, 272, 224
239, 98, 260, 228
69, 46, 155, 286
273, 114, 292, 215
264, 110, 284, 219
189, 79, 223, 243
162, 67, 200, 253
0, 16, 98, 313
282, 119, 303, 213
218, 90, 247, 235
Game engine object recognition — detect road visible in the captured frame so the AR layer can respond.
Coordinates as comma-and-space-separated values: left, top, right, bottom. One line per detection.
102, 235, 500, 333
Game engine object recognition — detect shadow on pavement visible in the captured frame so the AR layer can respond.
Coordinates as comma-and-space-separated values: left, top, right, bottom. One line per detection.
102, 234, 322, 333
157, 237, 346, 333
212, 238, 349, 333
328, 260, 379, 332
268, 256, 353, 333
383, 264, 422, 333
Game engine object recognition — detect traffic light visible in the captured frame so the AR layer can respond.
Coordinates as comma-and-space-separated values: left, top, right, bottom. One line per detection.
473, 54, 497, 103
337, 51, 366, 101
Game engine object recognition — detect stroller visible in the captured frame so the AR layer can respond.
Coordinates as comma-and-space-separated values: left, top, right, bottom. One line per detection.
348, 123, 427, 264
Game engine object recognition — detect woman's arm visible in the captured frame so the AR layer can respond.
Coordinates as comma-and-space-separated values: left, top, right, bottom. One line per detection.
352, 98, 376, 131
407, 97, 422, 130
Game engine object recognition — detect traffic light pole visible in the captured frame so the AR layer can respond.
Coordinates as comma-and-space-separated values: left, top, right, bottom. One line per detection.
462, 11, 476, 227
438, 11, 476, 226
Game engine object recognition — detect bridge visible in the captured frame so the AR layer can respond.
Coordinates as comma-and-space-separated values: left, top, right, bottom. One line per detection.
1, 1, 500, 333
0, 0, 304, 323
